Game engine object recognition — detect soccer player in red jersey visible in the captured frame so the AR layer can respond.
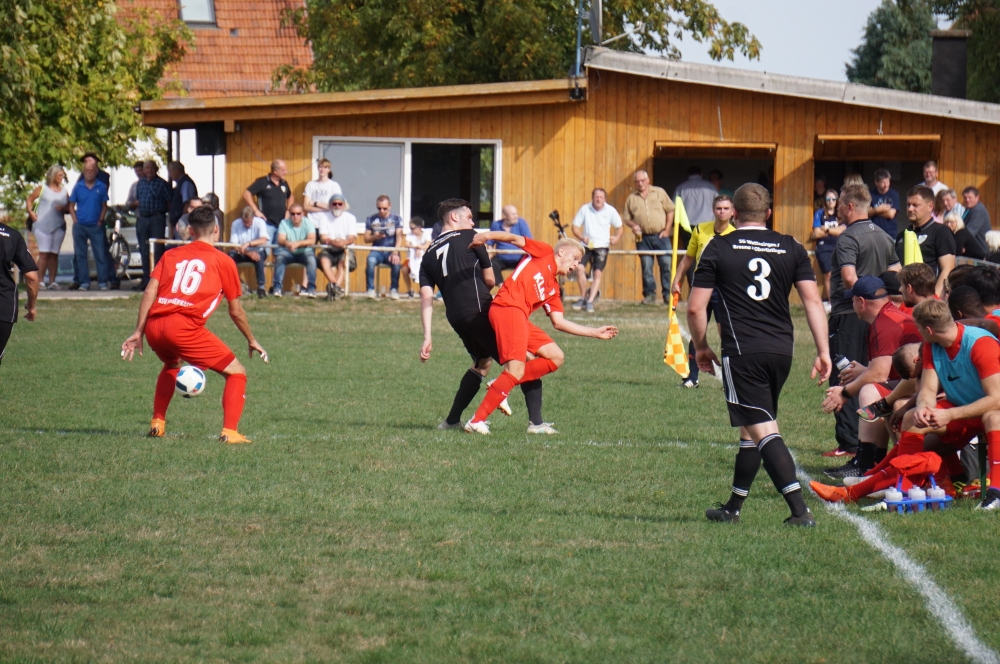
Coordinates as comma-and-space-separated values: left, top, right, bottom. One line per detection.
463, 232, 618, 434
120, 206, 269, 443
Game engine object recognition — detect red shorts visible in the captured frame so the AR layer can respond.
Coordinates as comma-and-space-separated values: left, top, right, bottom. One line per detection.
146, 314, 236, 373
935, 398, 983, 449
489, 305, 554, 365
874, 380, 899, 398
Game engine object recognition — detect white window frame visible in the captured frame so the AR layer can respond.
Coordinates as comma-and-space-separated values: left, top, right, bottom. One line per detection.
311, 136, 503, 225
178, 0, 216, 25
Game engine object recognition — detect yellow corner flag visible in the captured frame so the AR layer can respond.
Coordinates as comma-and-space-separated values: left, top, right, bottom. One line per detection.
903, 229, 923, 265
663, 202, 690, 377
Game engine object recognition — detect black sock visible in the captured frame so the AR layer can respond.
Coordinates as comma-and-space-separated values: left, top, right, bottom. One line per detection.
952, 471, 970, 484
874, 446, 887, 463
856, 442, 876, 470
724, 439, 760, 513
521, 379, 543, 426
759, 434, 808, 518
446, 369, 484, 425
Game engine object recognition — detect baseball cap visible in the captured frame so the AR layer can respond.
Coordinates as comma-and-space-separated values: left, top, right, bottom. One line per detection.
844, 275, 888, 300
879, 271, 901, 296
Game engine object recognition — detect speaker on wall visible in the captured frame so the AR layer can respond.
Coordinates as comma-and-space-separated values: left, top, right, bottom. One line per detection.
195, 122, 226, 156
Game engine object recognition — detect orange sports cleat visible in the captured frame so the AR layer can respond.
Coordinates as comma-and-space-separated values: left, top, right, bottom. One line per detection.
149, 418, 166, 438
810, 481, 850, 503
220, 429, 252, 445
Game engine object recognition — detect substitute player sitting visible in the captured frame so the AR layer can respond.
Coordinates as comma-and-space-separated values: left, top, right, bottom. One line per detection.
463, 233, 618, 434
121, 206, 269, 444
812, 299, 1000, 509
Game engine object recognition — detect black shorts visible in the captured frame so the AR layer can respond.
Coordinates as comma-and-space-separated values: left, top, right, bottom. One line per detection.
450, 312, 499, 363
721, 353, 793, 427
581, 247, 609, 271
0, 320, 12, 367
319, 247, 345, 264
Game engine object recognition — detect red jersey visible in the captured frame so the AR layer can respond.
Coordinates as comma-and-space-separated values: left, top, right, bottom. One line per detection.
148, 241, 242, 324
492, 239, 564, 316
869, 302, 922, 379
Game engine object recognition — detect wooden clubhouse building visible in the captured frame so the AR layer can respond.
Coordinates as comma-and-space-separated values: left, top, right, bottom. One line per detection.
141, 47, 1000, 299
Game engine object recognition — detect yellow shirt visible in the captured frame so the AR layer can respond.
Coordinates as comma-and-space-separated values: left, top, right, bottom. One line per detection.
623, 186, 675, 235
686, 220, 735, 264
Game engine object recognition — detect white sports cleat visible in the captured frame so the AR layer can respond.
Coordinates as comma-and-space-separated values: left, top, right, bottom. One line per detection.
486, 379, 513, 416
464, 420, 491, 435
527, 422, 559, 435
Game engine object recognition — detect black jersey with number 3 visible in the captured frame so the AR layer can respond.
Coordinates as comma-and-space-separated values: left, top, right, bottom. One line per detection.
693, 227, 815, 357
419, 229, 493, 323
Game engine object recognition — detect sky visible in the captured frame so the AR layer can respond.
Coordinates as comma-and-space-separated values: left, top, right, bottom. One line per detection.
668, 0, 894, 82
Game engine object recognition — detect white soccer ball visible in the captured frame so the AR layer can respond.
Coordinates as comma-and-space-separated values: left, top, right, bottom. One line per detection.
175, 365, 207, 398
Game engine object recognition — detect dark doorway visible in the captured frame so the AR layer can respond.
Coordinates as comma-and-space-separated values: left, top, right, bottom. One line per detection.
813, 161, 926, 236
410, 144, 496, 227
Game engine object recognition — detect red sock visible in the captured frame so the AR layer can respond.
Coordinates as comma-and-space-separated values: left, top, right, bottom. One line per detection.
522, 358, 558, 382
153, 366, 180, 420
847, 467, 901, 500
867, 432, 924, 477
988, 431, 1000, 489
222, 373, 247, 431
471, 371, 519, 422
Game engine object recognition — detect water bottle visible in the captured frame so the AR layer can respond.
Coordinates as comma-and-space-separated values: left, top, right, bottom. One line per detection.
834, 354, 851, 372
885, 487, 903, 503
927, 486, 946, 510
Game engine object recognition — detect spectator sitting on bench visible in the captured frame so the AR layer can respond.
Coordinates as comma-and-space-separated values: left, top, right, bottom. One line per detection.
229, 206, 270, 298
273, 204, 317, 298
175, 198, 204, 241
403, 217, 430, 298
318, 193, 357, 300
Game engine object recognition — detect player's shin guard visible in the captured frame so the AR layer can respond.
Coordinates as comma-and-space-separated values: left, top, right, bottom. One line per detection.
988, 430, 1000, 490
521, 358, 558, 382
521, 379, 543, 426
153, 366, 180, 420
724, 439, 760, 513
222, 373, 247, 431
758, 434, 808, 518
447, 369, 484, 425
470, 370, 518, 423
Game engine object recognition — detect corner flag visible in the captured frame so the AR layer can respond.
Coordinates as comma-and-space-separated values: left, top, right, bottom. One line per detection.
663, 198, 690, 377
903, 229, 923, 265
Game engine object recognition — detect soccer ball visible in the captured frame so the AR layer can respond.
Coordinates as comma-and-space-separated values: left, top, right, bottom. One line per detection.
175, 365, 206, 398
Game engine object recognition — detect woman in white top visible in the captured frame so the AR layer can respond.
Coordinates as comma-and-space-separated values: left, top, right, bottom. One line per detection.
26, 164, 69, 289
303, 159, 343, 226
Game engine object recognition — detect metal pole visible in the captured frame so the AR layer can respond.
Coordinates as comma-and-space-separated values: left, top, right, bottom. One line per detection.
574, 0, 584, 77
149, 238, 156, 275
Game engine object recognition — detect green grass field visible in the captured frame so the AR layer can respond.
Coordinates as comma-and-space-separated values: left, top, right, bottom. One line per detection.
2, 296, 999, 662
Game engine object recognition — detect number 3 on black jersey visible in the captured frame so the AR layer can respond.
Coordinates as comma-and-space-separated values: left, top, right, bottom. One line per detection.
746, 258, 771, 301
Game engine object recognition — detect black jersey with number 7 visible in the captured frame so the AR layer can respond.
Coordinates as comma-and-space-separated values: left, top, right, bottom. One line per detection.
419, 229, 494, 323
692, 227, 815, 357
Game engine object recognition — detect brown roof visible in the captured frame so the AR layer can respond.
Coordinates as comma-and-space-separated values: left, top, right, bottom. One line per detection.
124, 0, 313, 98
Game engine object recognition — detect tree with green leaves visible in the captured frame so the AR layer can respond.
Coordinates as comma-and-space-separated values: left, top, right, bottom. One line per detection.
932, 0, 1000, 103
275, 0, 760, 92
846, 0, 935, 93
0, 0, 190, 218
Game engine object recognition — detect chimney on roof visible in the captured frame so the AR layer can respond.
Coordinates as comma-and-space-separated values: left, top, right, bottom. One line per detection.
930, 29, 971, 99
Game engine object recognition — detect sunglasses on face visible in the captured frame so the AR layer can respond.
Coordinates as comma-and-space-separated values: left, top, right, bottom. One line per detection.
290, 212, 303, 216
826, 197, 837, 202
377, 206, 389, 211
331, 202, 345, 207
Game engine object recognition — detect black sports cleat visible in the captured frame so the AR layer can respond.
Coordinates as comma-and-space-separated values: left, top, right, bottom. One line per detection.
784, 510, 816, 527
824, 456, 860, 479
858, 398, 893, 422
705, 503, 740, 523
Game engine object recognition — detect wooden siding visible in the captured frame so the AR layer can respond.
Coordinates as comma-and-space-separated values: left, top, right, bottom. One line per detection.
222, 70, 1000, 299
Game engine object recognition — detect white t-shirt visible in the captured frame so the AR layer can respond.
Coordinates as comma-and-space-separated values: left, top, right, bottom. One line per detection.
922, 180, 949, 196
230, 216, 269, 245
303, 179, 343, 225
318, 211, 357, 241
572, 203, 622, 248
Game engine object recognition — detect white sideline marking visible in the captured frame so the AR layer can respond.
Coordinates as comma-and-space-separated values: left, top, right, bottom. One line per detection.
798, 465, 1000, 664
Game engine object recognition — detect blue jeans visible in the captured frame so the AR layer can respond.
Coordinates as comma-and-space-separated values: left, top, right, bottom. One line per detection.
637, 234, 672, 300
229, 250, 266, 290
273, 248, 316, 291
136, 214, 167, 283
72, 223, 111, 287
366, 250, 400, 291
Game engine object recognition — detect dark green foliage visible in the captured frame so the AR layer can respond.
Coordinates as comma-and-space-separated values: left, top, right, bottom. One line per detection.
275, 0, 761, 92
846, 0, 935, 93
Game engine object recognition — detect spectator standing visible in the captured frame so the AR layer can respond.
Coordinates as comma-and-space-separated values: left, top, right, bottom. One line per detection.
674, 166, 717, 224
0, 219, 39, 369
571, 188, 623, 313
813, 176, 827, 210
302, 159, 343, 229
920, 160, 949, 195
812, 189, 844, 304
488, 204, 532, 287
201, 192, 225, 229
317, 193, 357, 300
124, 161, 144, 212
708, 169, 733, 197
363, 195, 404, 299
894, 185, 956, 296
175, 199, 204, 241
273, 204, 317, 298
244, 160, 293, 248
945, 213, 987, 260
963, 186, 992, 247
67, 158, 112, 290
229, 206, 269, 298
168, 161, 198, 235
403, 218, 430, 297
72, 153, 115, 289
130, 160, 172, 289
26, 164, 68, 289
825, 184, 900, 458
622, 169, 675, 305
943, 188, 966, 220
932, 189, 948, 224
868, 168, 899, 237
